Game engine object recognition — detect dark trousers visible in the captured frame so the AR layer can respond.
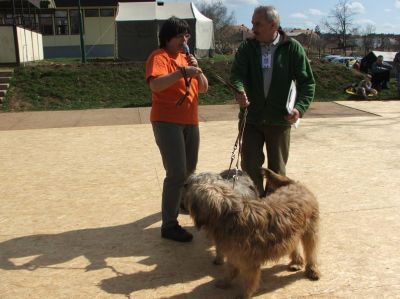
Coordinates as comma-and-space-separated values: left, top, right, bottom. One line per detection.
372, 71, 390, 89
240, 123, 291, 195
152, 121, 199, 229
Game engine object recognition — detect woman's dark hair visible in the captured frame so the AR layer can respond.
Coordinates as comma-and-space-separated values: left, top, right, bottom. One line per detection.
159, 17, 190, 48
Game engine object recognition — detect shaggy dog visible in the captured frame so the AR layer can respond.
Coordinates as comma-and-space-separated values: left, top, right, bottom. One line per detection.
182, 168, 320, 299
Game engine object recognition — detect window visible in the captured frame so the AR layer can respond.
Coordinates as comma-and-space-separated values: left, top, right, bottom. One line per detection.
55, 10, 68, 35
23, 13, 38, 30
39, 13, 53, 35
5, 13, 17, 25
85, 9, 99, 17
100, 8, 115, 17
69, 9, 83, 35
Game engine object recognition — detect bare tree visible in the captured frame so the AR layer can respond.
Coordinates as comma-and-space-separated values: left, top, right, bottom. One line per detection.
361, 24, 376, 55
322, 0, 357, 55
195, 0, 236, 53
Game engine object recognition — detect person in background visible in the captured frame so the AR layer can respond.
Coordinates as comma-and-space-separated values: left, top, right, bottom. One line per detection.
356, 74, 377, 99
145, 17, 208, 242
230, 6, 315, 195
352, 60, 360, 71
393, 51, 400, 97
370, 55, 392, 90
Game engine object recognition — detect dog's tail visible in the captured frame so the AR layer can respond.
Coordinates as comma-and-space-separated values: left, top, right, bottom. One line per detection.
261, 168, 295, 194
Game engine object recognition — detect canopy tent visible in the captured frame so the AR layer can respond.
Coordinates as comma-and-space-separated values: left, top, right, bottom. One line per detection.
116, 1, 214, 61
360, 51, 397, 73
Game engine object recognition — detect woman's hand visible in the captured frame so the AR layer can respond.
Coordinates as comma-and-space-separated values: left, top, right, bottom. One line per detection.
181, 66, 203, 78
187, 54, 198, 67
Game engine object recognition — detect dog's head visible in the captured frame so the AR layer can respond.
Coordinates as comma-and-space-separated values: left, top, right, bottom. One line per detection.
261, 168, 295, 195
182, 172, 244, 229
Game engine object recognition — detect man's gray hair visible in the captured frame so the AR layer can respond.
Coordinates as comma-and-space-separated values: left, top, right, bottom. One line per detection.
254, 6, 280, 27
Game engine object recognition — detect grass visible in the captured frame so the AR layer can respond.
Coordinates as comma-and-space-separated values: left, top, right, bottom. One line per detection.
2, 57, 398, 112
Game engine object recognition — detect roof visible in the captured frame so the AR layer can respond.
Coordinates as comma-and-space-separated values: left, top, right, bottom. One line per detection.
116, 1, 212, 22
54, 0, 153, 7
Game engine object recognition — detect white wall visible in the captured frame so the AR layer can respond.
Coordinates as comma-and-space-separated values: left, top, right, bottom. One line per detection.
16, 26, 44, 63
0, 26, 17, 63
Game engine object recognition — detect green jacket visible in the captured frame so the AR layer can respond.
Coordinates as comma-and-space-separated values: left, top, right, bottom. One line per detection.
230, 31, 315, 125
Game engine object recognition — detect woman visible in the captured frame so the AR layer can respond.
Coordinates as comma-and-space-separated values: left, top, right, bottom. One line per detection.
146, 17, 208, 242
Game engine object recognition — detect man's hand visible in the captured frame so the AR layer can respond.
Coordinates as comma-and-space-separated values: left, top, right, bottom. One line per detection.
285, 108, 300, 123
235, 91, 250, 108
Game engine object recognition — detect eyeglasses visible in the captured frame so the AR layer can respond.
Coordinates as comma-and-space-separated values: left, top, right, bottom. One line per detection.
176, 33, 191, 39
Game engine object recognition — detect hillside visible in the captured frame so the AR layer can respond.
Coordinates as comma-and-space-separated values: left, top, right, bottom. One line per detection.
2, 58, 397, 112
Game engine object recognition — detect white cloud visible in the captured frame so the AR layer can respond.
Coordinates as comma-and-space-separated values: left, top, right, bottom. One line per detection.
308, 8, 325, 16
354, 18, 376, 26
228, 0, 260, 6
290, 12, 307, 19
304, 21, 317, 29
384, 8, 392, 12
396, 0, 400, 9
347, 2, 366, 14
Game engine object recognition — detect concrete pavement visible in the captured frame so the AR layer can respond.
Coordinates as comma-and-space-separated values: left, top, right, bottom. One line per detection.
0, 101, 399, 298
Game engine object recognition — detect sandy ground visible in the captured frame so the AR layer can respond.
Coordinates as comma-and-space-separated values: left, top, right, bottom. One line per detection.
0, 101, 399, 298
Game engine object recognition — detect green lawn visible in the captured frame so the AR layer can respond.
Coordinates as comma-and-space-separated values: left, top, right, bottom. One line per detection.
2, 57, 398, 112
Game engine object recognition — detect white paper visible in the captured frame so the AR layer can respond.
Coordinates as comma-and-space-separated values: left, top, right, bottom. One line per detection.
286, 81, 300, 128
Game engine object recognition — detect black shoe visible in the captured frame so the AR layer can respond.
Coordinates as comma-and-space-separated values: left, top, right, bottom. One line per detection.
161, 225, 193, 242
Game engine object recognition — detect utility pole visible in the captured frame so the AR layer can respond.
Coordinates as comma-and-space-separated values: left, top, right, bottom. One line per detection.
78, 0, 86, 63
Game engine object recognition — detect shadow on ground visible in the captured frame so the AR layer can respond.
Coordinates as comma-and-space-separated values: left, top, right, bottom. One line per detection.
0, 212, 308, 298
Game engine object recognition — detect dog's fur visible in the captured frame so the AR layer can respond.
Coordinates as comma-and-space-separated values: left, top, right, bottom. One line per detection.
182, 168, 320, 299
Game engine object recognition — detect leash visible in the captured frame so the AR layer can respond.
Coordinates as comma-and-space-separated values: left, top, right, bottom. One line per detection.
176, 66, 192, 106
227, 107, 248, 188
213, 73, 249, 189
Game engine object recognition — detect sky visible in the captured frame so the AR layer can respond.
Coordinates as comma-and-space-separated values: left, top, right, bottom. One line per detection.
162, 0, 400, 34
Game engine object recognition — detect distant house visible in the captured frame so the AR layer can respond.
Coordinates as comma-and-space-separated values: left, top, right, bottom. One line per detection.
287, 29, 319, 44
215, 24, 252, 54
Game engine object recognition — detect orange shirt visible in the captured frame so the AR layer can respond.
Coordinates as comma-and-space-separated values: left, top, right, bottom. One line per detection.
146, 49, 199, 125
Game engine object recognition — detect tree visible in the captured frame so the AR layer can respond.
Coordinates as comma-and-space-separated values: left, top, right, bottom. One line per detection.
314, 25, 321, 35
195, 0, 236, 53
361, 24, 376, 55
322, 0, 357, 55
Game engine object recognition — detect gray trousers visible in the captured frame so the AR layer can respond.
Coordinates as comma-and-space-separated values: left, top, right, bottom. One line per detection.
152, 121, 199, 229
240, 123, 291, 195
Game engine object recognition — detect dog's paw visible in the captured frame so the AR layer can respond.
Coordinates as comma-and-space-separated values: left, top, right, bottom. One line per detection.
305, 266, 321, 280
288, 262, 303, 272
215, 279, 231, 289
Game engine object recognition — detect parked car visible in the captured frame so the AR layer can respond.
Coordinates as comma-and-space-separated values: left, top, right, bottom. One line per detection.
330, 56, 356, 67
323, 55, 342, 62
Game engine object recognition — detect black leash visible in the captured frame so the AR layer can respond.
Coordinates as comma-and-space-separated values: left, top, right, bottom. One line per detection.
227, 107, 248, 188
176, 66, 192, 106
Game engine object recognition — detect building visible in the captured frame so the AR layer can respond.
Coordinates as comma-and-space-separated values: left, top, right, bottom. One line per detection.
0, 0, 213, 62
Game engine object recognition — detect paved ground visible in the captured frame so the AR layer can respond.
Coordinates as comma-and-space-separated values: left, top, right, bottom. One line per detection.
0, 101, 399, 298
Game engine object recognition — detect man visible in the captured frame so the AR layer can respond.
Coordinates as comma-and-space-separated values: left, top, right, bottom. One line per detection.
393, 51, 400, 97
370, 55, 392, 90
230, 6, 315, 195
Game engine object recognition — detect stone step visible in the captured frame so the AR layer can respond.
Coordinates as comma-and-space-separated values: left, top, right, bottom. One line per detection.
0, 77, 11, 83
0, 97, 3, 103
0, 90, 6, 97
0, 71, 13, 77
0, 83, 9, 89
